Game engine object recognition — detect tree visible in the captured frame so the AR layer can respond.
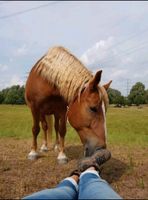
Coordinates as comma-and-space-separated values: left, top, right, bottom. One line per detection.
1, 87, 9, 102
107, 88, 125, 105
15, 85, 25, 104
144, 89, 148, 104
0, 91, 4, 103
128, 82, 145, 105
4, 89, 19, 104
2, 85, 25, 105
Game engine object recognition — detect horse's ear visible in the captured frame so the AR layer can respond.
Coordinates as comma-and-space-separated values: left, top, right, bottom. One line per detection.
103, 80, 112, 91
89, 70, 102, 90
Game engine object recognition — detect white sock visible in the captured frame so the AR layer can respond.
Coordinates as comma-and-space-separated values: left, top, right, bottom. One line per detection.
80, 169, 100, 179
64, 177, 78, 191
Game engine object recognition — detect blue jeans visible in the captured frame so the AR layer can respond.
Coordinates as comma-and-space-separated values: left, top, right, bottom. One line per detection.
23, 170, 122, 199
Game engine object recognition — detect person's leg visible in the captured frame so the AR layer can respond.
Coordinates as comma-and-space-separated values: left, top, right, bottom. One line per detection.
23, 175, 78, 200
78, 167, 122, 199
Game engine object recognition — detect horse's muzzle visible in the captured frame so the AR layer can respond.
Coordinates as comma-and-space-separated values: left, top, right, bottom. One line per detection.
84, 144, 106, 157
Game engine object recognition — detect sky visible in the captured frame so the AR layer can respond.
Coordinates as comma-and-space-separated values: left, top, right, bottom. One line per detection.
0, 1, 148, 96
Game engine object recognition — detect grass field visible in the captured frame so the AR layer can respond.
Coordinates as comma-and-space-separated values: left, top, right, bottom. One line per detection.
0, 104, 148, 146
0, 105, 148, 199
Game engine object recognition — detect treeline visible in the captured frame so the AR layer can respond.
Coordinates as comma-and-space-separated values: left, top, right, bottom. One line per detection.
108, 82, 148, 106
0, 82, 147, 106
0, 85, 25, 104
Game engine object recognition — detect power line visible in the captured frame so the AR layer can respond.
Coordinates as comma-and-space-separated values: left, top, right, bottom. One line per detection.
0, 2, 7, 5
118, 39, 148, 55
101, 40, 148, 65
104, 25, 148, 52
0, 1, 60, 20
126, 79, 130, 96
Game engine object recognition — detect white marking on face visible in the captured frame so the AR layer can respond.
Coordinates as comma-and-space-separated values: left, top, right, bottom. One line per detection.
102, 101, 107, 142
99, 87, 102, 100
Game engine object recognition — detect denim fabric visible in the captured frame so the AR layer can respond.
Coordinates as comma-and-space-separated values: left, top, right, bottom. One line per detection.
78, 172, 122, 199
23, 179, 78, 200
23, 171, 122, 199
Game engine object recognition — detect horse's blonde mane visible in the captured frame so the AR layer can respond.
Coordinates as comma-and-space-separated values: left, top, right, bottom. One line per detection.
34, 46, 93, 103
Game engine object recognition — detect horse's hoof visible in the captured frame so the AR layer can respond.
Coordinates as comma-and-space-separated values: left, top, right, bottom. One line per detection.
57, 157, 68, 164
40, 144, 48, 152
57, 152, 68, 164
28, 151, 39, 160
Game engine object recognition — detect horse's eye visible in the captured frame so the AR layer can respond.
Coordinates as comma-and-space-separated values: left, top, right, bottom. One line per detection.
89, 106, 98, 113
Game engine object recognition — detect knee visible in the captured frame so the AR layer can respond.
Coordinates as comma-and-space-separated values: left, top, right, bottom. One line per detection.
32, 125, 40, 134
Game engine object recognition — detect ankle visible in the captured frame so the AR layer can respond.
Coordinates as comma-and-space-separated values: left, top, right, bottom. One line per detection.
86, 166, 96, 171
71, 174, 79, 183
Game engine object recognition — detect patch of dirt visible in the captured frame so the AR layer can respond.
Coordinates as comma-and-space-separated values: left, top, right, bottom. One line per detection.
0, 138, 147, 199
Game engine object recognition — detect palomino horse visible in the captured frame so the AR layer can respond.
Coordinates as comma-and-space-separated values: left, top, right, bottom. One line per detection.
25, 46, 112, 163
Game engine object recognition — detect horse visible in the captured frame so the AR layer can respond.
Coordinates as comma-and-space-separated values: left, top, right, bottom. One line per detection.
25, 46, 112, 163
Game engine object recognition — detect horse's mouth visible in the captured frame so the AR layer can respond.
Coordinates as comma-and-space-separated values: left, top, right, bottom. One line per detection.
84, 145, 106, 157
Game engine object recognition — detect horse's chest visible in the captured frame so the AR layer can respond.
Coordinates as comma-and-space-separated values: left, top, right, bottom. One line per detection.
40, 96, 67, 115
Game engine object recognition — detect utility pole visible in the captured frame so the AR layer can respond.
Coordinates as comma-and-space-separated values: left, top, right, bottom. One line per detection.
126, 79, 130, 97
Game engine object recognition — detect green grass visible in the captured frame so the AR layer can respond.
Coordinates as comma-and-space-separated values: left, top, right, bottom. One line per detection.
107, 106, 148, 146
0, 105, 32, 138
0, 105, 148, 146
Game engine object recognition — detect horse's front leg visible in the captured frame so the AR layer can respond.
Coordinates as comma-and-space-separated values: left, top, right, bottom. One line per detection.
57, 117, 68, 164
53, 115, 60, 152
28, 108, 40, 160
40, 115, 49, 152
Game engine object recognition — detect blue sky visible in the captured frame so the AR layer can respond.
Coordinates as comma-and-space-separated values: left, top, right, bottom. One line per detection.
0, 1, 148, 95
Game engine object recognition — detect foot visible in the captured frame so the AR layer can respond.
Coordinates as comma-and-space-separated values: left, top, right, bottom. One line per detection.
68, 169, 80, 183
78, 148, 111, 172
69, 169, 81, 177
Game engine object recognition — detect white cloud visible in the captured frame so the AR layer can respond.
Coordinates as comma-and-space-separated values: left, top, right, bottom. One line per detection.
0, 1, 148, 95
80, 37, 114, 66
9, 58, 13, 63
120, 57, 133, 65
0, 64, 8, 72
10, 75, 24, 86
0, 74, 24, 90
133, 69, 148, 78
14, 44, 28, 56
110, 68, 128, 79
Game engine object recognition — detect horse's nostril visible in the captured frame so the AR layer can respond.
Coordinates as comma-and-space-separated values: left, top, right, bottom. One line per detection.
95, 146, 106, 152
84, 146, 95, 157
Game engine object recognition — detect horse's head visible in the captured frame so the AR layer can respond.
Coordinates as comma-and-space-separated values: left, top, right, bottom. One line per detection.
67, 70, 112, 157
